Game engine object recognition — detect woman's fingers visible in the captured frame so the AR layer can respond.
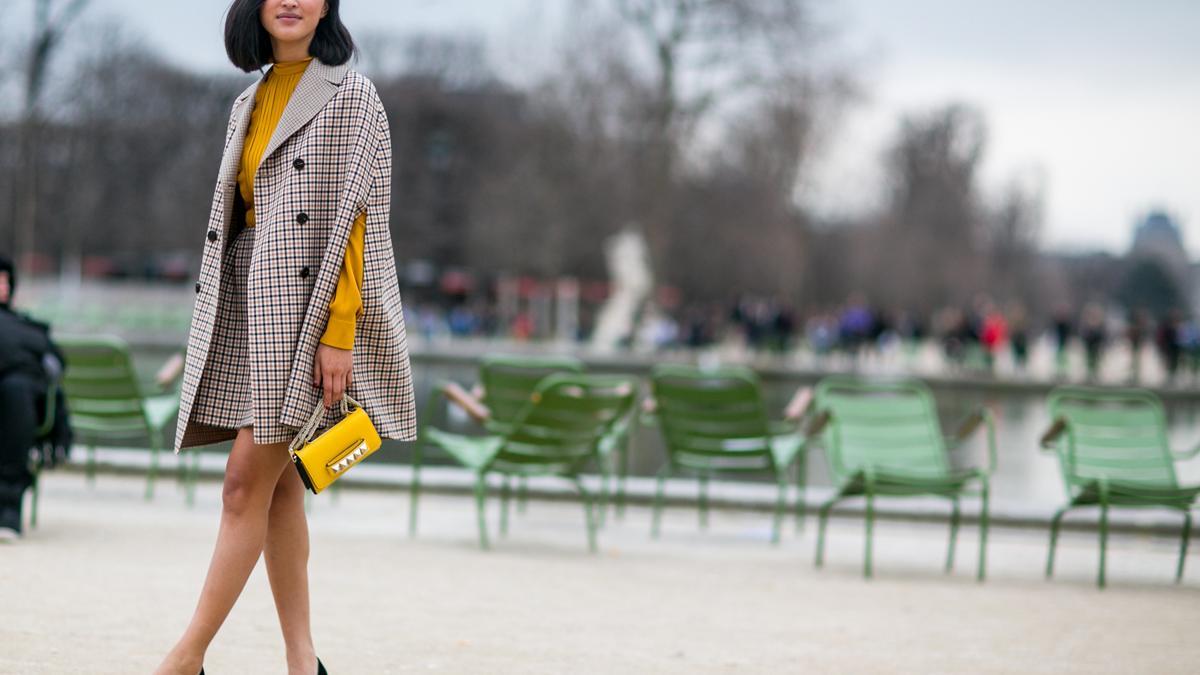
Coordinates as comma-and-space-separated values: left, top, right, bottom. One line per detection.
332, 371, 345, 405
315, 344, 353, 408
323, 369, 337, 408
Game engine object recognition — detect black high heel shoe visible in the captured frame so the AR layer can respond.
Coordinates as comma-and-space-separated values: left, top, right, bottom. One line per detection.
317, 657, 327, 674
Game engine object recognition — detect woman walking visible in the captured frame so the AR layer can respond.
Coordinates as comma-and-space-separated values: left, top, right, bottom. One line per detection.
158, 1, 417, 673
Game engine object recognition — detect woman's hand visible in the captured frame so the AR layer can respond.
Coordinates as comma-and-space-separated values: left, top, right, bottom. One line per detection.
313, 343, 353, 408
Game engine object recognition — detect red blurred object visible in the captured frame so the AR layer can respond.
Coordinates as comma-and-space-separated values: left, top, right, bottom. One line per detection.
19, 252, 54, 275
511, 312, 534, 340
982, 312, 1008, 352
82, 255, 116, 278
581, 280, 610, 303
516, 276, 542, 298
656, 285, 682, 309
439, 269, 474, 294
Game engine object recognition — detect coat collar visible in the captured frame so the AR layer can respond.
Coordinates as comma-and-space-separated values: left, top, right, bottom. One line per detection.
218, 57, 351, 186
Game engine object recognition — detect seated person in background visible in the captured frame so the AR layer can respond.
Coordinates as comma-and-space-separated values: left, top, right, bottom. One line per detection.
0, 255, 71, 541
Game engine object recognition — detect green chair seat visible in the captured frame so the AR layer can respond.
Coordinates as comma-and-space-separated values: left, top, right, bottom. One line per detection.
770, 433, 805, 469
143, 394, 182, 430
1069, 481, 1200, 509
836, 467, 986, 498
421, 428, 503, 470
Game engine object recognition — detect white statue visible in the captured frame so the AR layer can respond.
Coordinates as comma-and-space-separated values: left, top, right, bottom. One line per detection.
590, 227, 653, 352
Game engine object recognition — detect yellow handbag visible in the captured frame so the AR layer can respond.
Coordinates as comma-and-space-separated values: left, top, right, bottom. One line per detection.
288, 394, 381, 494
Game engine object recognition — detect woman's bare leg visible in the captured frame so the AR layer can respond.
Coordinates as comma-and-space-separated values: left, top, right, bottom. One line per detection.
263, 463, 319, 675
154, 427, 292, 675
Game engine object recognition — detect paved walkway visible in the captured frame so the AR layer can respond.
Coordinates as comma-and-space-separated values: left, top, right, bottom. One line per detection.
2, 471, 1198, 674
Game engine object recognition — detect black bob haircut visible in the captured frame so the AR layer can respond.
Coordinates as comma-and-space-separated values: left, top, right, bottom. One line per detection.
224, 0, 356, 72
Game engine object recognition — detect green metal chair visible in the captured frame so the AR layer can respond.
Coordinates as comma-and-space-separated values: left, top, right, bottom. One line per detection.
409, 354, 585, 535
809, 376, 995, 580
647, 364, 808, 545
57, 335, 180, 501
420, 372, 639, 552
1041, 386, 1199, 588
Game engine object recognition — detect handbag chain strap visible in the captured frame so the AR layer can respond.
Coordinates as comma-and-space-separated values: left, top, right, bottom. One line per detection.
288, 393, 362, 456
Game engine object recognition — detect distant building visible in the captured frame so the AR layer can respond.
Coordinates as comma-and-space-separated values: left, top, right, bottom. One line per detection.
1128, 210, 1197, 314
1131, 210, 1188, 272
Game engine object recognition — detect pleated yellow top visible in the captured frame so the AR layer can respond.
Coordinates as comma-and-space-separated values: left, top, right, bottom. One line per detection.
237, 56, 366, 350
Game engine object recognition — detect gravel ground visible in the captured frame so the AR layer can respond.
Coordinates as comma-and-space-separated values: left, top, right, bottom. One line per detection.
1, 471, 1198, 674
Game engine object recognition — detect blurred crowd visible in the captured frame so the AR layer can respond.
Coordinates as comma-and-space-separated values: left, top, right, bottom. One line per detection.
405, 291, 1200, 384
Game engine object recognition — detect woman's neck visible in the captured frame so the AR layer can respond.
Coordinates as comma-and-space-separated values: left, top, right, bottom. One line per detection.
271, 36, 314, 63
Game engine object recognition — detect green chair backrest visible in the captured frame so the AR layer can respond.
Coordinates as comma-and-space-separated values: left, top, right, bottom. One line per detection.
479, 354, 585, 430
1047, 387, 1177, 489
649, 364, 775, 471
814, 376, 948, 481
491, 373, 638, 475
57, 335, 150, 437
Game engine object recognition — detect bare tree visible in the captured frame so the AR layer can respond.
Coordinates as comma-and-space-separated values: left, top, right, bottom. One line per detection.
12, 0, 89, 266
608, 0, 831, 271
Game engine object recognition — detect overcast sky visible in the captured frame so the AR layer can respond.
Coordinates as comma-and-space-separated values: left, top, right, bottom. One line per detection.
18, 0, 1200, 257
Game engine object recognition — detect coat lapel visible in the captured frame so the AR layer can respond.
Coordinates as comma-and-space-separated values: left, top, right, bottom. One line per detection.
216, 58, 351, 186
217, 80, 259, 185
256, 58, 350, 177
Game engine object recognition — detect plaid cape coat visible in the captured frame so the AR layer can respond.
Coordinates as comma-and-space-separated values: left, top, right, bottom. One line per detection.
174, 57, 417, 453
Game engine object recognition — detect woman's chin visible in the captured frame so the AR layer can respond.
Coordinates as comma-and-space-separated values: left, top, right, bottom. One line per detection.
268, 27, 314, 43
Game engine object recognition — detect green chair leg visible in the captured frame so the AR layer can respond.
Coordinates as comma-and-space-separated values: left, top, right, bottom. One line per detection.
186, 450, 200, 507
517, 476, 529, 514
794, 456, 807, 532
1046, 507, 1068, 579
1177, 511, 1192, 584
945, 498, 960, 573
864, 492, 875, 579
596, 459, 611, 529
408, 443, 422, 537
86, 444, 96, 486
574, 478, 598, 553
616, 442, 630, 520
977, 482, 990, 582
475, 474, 490, 550
815, 498, 837, 567
330, 473, 342, 505
651, 464, 670, 539
1098, 503, 1109, 589
29, 471, 39, 529
500, 476, 512, 536
771, 472, 787, 545
176, 451, 189, 489
144, 432, 161, 501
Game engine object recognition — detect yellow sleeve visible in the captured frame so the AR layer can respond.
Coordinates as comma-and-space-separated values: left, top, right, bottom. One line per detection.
319, 210, 366, 350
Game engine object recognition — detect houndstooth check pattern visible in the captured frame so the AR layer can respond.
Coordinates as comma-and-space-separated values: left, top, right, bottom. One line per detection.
174, 57, 418, 453
187, 225, 256, 439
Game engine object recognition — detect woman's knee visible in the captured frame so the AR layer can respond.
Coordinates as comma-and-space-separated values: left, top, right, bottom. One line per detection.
222, 468, 271, 517
221, 430, 286, 517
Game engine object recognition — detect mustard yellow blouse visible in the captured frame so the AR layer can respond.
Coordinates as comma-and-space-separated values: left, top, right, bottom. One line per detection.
237, 56, 366, 350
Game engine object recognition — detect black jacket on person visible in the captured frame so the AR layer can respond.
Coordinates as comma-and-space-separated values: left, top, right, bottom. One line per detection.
0, 306, 73, 468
